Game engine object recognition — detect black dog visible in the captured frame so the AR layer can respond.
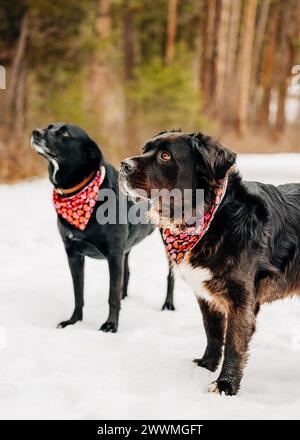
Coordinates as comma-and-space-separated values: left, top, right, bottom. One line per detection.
120, 130, 300, 394
31, 123, 175, 332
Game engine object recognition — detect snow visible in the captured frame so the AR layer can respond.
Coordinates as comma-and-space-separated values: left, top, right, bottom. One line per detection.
0, 154, 300, 420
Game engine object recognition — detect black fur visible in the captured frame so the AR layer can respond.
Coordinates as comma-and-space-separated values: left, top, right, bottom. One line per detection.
32, 123, 174, 332
121, 130, 300, 394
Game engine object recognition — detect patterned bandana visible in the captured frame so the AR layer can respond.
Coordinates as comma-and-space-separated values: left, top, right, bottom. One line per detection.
53, 166, 106, 231
162, 177, 228, 265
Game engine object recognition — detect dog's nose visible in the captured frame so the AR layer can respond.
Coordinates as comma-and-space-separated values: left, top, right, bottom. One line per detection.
32, 128, 44, 140
121, 159, 136, 175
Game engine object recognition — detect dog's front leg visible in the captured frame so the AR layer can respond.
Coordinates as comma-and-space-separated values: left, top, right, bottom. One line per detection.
122, 251, 130, 299
194, 298, 225, 371
57, 250, 85, 328
100, 254, 124, 333
162, 260, 175, 311
209, 299, 256, 396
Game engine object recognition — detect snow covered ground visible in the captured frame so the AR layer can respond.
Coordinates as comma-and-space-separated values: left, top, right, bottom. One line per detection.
0, 154, 300, 420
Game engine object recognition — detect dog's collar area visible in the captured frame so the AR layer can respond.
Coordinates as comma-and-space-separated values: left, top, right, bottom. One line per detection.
162, 175, 228, 265
55, 170, 98, 196
53, 166, 106, 231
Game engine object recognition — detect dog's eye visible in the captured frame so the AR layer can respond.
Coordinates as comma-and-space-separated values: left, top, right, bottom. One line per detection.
160, 151, 171, 161
62, 131, 70, 138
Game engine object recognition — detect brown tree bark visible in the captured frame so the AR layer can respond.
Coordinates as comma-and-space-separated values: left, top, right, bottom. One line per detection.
258, 0, 281, 127
89, 0, 112, 106
275, 0, 300, 133
88, 0, 125, 156
236, 0, 257, 136
252, 0, 271, 88
14, 61, 27, 135
200, 0, 216, 104
223, 0, 242, 125
249, 0, 271, 121
6, 12, 29, 133
123, 1, 138, 153
165, 0, 179, 65
96, 0, 111, 39
214, 0, 231, 120
123, 2, 137, 80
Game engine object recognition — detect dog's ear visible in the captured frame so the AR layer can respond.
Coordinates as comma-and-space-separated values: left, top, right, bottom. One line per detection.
214, 145, 236, 179
190, 132, 236, 180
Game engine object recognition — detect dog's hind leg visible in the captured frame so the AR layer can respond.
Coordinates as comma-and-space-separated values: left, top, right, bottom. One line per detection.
162, 259, 175, 310
122, 251, 130, 299
193, 298, 225, 372
57, 251, 85, 328
100, 254, 124, 333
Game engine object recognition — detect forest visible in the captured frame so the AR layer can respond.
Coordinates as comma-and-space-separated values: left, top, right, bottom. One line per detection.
0, 0, 299, 182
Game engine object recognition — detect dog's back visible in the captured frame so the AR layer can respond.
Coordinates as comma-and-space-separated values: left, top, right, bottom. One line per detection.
245, 180, 300, 301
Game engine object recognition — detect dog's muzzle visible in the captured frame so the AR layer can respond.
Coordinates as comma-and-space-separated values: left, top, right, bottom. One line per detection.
31, 128, 54, 158
120, 159, 137, 176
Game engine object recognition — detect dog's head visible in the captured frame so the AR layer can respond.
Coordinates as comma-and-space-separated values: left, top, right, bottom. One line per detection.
119, 131, 236, 224
31, 122, 102, 187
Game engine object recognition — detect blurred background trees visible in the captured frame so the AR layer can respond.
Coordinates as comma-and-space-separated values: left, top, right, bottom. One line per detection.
0, 0, 299, 182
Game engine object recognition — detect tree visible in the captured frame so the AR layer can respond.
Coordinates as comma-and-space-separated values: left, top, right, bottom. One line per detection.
199, 0, 216, 107
236, 0, 257, 136
258, 0, 281, 127
275, 0, 300, 133
4, 10, 29, 134
123, 0, 139, 151
223, 0, 242, 125
165, 0, 179, 65
250, 0, 271, 108
213, 0, 231, 120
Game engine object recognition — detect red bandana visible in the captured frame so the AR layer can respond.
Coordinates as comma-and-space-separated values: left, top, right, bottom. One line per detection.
53, 166, 106, 231
162, 177, 228, 264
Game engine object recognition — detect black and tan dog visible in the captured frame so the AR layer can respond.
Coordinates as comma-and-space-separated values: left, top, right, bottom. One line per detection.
31, 123, 175, 333
120, 130, 300, 395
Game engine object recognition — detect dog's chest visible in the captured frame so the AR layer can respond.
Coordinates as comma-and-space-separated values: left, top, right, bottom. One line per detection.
177, 261, 213, 302
62, 229, 105, 259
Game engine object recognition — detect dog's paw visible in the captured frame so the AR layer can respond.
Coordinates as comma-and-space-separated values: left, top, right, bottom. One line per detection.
193, 357, 219, 372
100, 321, 118, 333
162, 301, 175, 311
57, 317, 81, 329
208, 379, 237, 396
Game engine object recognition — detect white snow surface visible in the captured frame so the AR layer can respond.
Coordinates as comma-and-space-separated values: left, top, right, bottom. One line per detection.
0, 154, 300, 420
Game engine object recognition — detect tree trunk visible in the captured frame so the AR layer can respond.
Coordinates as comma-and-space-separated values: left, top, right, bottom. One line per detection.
223, 0, 242, 125
249, 0, 271, 121
96, 0, 111, 39
251, 0, 271, 87
236, 0, 257, 136
6, 12, 29, 132
276, 82, 286, 133
88, 0, 125, 157
123, 1, 138, 153
260, 85, 272, 126
165, 0, 179, 65
123, 2, 137, 81
275, 0, 300, 133
200, 0, 216, 104
214, 0, 231, 120
14, 61, 27, 135
257, 0, 280, 126
89, 0, 112, 100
